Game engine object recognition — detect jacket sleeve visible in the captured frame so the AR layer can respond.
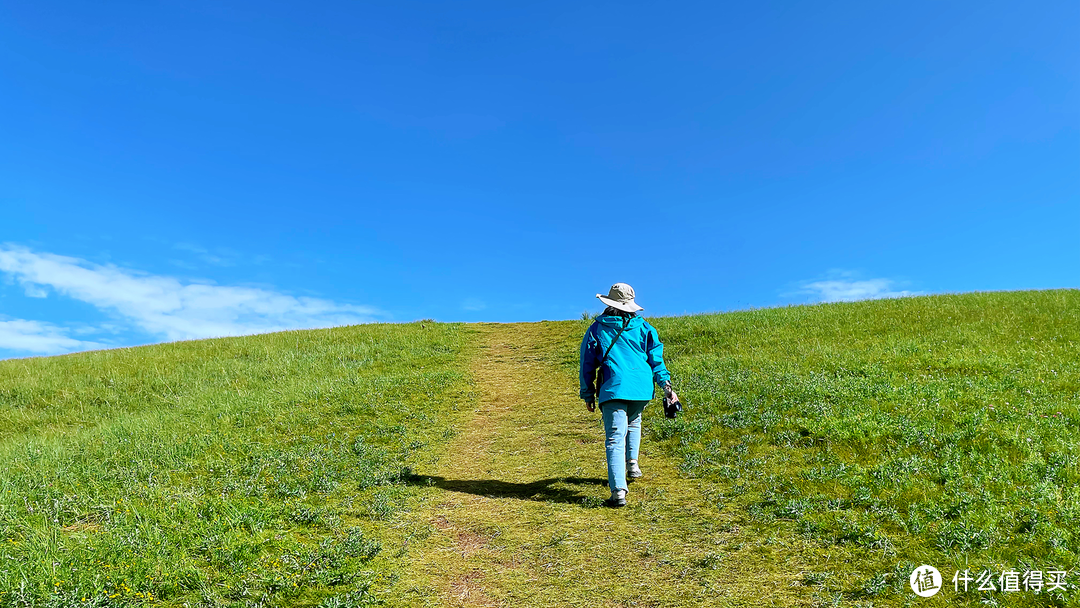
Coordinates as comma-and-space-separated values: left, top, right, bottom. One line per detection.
579, 324, 600, 401
644, 322, 671, 388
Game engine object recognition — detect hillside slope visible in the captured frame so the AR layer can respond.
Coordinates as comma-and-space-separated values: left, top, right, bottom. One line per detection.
0, 323, 473, 606
648, 289, 1079, 606
0, 289, 1076, 607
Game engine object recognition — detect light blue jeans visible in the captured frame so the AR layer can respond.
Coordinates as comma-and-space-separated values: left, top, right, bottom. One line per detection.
600, 399, 648, 492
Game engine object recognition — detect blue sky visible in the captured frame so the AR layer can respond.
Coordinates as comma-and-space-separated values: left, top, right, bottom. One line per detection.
1, 1, 1077, 358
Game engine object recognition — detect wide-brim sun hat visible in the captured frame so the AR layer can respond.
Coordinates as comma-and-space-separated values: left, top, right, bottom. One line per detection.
597, 282, 644, 313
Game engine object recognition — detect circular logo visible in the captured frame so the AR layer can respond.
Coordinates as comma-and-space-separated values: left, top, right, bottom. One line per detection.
910, 565, 942, 598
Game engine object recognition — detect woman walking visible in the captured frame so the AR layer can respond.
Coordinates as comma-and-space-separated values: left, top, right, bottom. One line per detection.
579, 283, 678, 507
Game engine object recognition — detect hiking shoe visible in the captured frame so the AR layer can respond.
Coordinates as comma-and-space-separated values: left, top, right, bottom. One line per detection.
607, 489, 627, 508
626, 460, 643, 481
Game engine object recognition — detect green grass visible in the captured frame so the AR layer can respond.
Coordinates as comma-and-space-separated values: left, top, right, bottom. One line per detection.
649, 289, 1080, 606
2, 290, 1077, 607
0, 323, 472, 607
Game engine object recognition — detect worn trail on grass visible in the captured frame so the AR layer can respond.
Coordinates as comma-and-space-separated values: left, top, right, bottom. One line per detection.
392, 322, 811, 607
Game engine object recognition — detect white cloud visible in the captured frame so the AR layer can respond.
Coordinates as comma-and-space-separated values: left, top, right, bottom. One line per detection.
0, 245, 382, 343
798, 273, 921, 303
0, 318, 104, 355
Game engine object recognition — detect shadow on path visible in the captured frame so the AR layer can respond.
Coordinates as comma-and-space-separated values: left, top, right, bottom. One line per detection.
406, 474, 607, 504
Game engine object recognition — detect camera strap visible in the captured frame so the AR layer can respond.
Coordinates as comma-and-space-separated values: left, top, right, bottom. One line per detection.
600, 316, 631, 364
594, 316, 631, 389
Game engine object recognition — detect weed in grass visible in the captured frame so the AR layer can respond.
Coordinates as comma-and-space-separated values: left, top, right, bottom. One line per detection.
695, 551, 724, 570
318, 586, 381, 607
801, 570, 833, 586
339, 527, 382, 560
854, 572, 891, 598
579, 495, 604, 509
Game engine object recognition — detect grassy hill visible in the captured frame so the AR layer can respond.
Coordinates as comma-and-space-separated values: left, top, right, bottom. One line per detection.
0, 323, 472, 607
648, 289, 1079, 605
0, 289, 1076, 607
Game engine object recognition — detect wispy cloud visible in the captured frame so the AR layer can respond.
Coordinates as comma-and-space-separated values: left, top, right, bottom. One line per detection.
174, 242, 238, 267
167, 243, 275, 271
461, 298, 487, 312
0, 245, 382, 347
795, 271, 922, 303
22, 284, 48, 298
0, 318, 104, 355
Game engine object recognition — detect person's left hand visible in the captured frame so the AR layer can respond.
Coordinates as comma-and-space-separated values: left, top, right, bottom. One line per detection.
585, 399, 596, 412
663, 383, 679, 405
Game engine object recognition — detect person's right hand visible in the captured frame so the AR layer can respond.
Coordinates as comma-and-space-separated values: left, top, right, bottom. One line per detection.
585, 399, 596, 412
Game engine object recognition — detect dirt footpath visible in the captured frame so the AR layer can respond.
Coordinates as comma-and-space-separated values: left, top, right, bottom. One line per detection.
390, 322, 810, 607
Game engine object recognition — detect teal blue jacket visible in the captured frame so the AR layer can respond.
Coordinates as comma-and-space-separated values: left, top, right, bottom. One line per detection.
579, 315, 671, 403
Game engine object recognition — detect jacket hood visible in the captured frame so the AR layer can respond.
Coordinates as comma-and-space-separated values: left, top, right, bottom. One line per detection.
596, 314, 645, 330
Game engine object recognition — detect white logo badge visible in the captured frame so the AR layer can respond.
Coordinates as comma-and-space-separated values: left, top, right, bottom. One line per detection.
910, 565, 942, 597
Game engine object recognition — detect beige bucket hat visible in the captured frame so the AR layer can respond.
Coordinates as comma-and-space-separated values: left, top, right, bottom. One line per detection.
597, 282, 644, 312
